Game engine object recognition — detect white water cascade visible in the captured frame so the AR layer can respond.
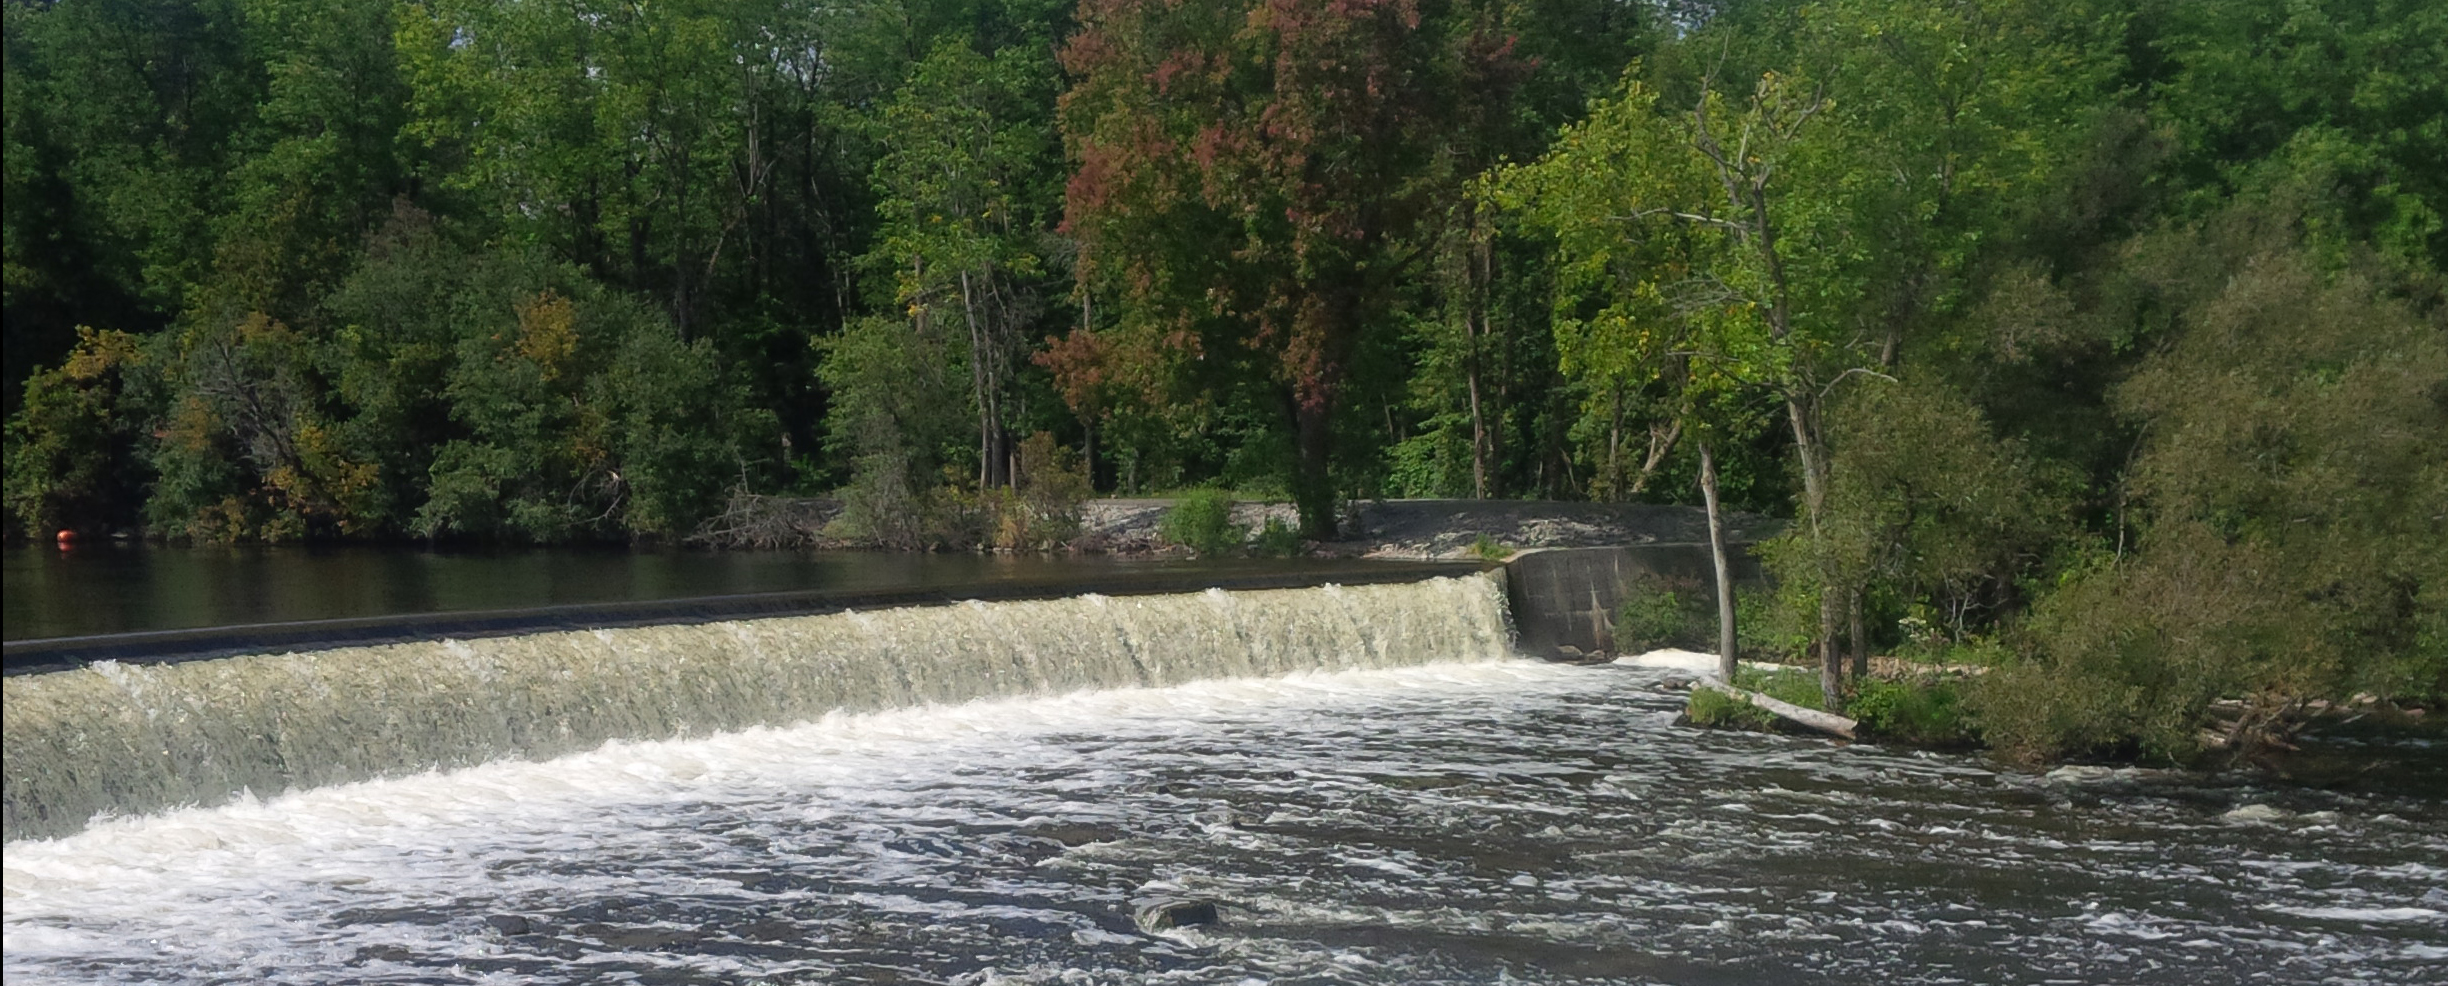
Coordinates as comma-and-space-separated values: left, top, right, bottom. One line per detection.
2, 574, 1513, 843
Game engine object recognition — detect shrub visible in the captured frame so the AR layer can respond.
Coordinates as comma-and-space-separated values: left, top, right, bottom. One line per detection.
1736, 665, 1829, 711
3, 327, 152, 537
1848, 678, 1978, 748
1471, 534, 1514, 562
1160, 488, 1245, 557
1687, 686, 1775, 729
1252, 516, 1304, 558
1614, 573, 1712, 653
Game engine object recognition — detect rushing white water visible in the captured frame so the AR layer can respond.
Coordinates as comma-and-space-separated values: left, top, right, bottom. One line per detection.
2, 575, 1512, 842
7, 658, 2443, 985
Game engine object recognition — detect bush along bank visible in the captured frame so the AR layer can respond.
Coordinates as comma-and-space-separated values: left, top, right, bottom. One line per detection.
1639, 583, 2439, 776
1676, 656, 2440, 786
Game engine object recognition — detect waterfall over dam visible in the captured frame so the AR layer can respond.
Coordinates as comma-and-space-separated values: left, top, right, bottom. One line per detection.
2, 573, 1513, 843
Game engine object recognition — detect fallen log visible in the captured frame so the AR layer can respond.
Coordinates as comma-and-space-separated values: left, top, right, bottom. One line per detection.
1698, 678, 1858, 740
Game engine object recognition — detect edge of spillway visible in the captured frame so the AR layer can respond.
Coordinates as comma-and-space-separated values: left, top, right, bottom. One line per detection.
1, 559, 1490, 676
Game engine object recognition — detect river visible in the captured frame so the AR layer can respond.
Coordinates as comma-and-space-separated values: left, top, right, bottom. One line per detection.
5, 658, 2441, 985
2, 543, 1427, 641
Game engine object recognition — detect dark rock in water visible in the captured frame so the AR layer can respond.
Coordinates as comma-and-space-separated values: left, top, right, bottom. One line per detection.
484, 914, 534, 936
1133, 898, 1220, 933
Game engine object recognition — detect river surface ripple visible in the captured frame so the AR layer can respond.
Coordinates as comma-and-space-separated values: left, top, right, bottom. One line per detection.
5, 660, 2444, 985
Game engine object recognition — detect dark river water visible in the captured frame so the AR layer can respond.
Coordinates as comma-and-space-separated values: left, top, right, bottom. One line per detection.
1, 543, 1420, 641
5, 659, 2442, 985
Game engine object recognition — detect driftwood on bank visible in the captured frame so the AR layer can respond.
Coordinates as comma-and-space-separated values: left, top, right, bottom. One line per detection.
1698, 678, 1858, 740
689, 494, 843, 549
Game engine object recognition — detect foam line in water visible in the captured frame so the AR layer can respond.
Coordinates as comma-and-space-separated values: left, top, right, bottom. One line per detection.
2, 573, 1514, 843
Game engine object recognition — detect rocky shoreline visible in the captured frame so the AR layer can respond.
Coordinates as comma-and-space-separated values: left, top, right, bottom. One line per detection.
694, 495, 1781, 560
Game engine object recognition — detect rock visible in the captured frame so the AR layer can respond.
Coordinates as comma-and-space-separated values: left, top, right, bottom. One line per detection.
484, 914, 534, 936
2044, 765, 2116, 784
1133, 898, 1220, 933
2222, 804, 2290, 823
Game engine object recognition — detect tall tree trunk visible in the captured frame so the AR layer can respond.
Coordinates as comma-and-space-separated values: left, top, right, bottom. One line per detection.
1293, 396, 1337, 539
1465, 231, 1492, 499
1785, 393, 1842, 709
959, 270, 999, 488
1606, 383, 1625, 500
1848, 588, 1869, 679
1083, 418, 1101, 494
1630, 418, 1681, 495
1467, 346, 1488, 499
1700, 439, 1738, 684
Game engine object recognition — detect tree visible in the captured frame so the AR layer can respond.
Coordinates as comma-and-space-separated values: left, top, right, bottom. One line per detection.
1979, 200, 2447, 761
2, 328, 152, 537
1057, 0, 1527, 535
1493, 74, 1773, 681
866, 39, 1061, 490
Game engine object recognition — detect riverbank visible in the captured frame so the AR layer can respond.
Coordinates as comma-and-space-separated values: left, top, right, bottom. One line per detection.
1621, 647, 2447, 797
692, 494, 1780, 559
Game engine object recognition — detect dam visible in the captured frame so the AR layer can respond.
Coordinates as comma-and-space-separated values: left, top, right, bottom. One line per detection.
4, 555, 2442, 985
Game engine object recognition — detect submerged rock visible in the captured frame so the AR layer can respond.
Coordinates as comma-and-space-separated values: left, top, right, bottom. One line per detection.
1133, 898, 1220, 933
484, 914, 534, 936
2222, 803, 2291, 823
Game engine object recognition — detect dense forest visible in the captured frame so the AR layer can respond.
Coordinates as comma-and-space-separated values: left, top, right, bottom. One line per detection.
4, 0, 2442, 759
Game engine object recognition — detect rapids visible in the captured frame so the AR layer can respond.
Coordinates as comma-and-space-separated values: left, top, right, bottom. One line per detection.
6, 659, 2442, 985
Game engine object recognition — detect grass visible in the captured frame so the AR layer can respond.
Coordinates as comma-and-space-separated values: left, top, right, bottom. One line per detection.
1683, 664, 1978, 749
1686, 665, 1824, 730
1848, 677, 1978, 748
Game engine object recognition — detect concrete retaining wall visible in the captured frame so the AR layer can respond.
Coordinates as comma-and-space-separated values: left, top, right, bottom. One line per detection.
1503, 544, 1764, 658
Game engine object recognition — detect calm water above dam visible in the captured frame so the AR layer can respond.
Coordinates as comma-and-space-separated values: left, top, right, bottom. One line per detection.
7, 659, 2442, 985
2, 543, 1425, 641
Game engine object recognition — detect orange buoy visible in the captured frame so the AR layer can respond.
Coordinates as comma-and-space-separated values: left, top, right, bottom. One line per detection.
55, 529, 77, 546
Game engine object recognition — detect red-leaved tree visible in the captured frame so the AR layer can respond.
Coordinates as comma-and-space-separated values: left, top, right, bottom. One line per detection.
1054, 0, 1526, 535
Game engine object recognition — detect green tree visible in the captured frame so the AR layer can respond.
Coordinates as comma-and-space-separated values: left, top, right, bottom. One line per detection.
2, 327, 153, 537
1979, 199, 2448, 761
867, 39, 1061, 490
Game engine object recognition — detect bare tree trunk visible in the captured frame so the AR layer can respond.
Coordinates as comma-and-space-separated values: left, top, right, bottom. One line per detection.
959, 270, 999, 488
1848, 588, 1869, 679
1466, 232, 1492, 499
1467, 353, 1488, 499
1605, 383, 1625, 500
1700, 439, 1738, 685
1629, 418, 1682, 495
1785, 393, 1843, 710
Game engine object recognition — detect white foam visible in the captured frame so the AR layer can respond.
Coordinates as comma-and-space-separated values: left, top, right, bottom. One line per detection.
2264, 906, 2446, 924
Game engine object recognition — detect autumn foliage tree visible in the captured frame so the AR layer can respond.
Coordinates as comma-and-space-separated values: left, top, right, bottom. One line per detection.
1056, 0, 1526, 535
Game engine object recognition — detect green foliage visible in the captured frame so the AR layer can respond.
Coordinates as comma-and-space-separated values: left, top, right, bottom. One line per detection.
1159, 489, 1245, 559
1686, 686, 1776, 730
1253, 517, 1306, 559
818, 314, 971, 550
1688, 667, 1830, 731
1971, 200, 2448, 764
1737, 666, 1831, 713
970, 432, 1092, 551
1848, 679, 1977, 748
1613, 573, 1712, 653
2, 328, 152, 536
0, 0, 2441, 772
